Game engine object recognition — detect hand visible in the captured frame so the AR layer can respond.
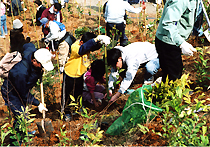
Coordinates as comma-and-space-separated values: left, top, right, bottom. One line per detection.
142, 1, 146, 9
180, 41, 197, 56
94, 101, 101, 107
96, 35, 111, 46
44, 38, 49, 44
104, 90, 112, 100
38, 103, 48, 113
59, 66, 64, 73
108, 92, 121, 103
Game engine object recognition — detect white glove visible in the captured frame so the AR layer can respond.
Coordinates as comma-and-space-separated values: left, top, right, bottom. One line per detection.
38, 103, 48, 113
60, 66, 64, 73
180, 41, 197, 56
96, 35, 111, 46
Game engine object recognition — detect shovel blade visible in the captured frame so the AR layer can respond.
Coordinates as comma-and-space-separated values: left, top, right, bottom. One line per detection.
36, 120, 54, 137
204, 28, 210, 42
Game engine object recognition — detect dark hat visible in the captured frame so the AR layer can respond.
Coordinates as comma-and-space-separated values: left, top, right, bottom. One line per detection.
34, 0, 42, 6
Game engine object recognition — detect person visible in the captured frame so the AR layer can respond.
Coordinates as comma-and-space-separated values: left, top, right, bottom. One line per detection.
61, 32, 110, 121
41, 2, 63, 36
40, 17, 74, 73
0, 0, 7, 38
155, 0, 200, 83
104, 0, 146, 46
34, 0, 46, 26
8, 0, 23, 16
1, 43, 53, 145
10, 19, 30, 55
107, 42, 160, 103
50, 0, 69, 8
83, 59, 106, 108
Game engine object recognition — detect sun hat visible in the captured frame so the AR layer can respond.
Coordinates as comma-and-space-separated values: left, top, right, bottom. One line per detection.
34, 48, 54, 71
40, 17, 49, 27
13, 19, 23, 29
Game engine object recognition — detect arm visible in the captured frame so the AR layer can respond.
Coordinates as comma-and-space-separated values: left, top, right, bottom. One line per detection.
124, 1, 142, 13
9, 64, 40, 106
46, 22, 60, 41
78, 39, 101, 55
109, 62, 138, 103
156, 0, 189, 46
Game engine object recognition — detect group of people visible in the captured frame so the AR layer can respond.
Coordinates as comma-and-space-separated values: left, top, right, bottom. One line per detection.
0, 0, 207, 145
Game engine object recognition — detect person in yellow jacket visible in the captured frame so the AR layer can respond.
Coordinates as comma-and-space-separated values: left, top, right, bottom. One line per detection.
61, 32, 110, 121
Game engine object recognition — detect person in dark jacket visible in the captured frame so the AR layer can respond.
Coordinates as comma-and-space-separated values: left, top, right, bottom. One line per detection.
1, 43, 54, 145
41, 2, 63, 36
10, 19, 30, 55
34, 0, 46, 26
8, 0, 23, 16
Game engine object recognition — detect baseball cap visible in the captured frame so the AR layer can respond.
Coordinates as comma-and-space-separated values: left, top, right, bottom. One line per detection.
13, 19, 23, 29
34, 48, 54, 71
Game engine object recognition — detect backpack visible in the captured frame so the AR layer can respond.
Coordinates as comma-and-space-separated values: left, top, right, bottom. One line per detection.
0, 51, 22, 78
53, 20, 66, 31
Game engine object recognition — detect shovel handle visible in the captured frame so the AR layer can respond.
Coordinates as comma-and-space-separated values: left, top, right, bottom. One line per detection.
40, 81, 46, 119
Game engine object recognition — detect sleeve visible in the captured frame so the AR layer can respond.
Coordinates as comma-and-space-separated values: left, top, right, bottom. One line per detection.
158, 0, 188, 46
124, 1, 142, 13
41, 8, 48, 19
85, 76, 96, 94
78, 39, 101, 55
9, 65, 40, 106
118, 60, 139, 94
46, 22, 60, 41
108, 67, 119, 90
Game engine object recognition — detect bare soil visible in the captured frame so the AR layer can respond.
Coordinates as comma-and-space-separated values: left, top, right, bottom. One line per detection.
0, 1, 210, 146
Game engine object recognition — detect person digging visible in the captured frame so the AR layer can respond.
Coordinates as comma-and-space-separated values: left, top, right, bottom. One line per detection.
1, 43, 54, 145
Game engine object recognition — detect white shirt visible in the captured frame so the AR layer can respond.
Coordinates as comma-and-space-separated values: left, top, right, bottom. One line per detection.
108, 42, 158, 94
46, 21, 66, 41
50, 0, 65, 7
104, 0, 142, 23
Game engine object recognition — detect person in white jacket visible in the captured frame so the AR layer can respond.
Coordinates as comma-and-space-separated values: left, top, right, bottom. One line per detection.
40, 17, 68, 72
107, 42, 160, 103
104, 0, 146, 46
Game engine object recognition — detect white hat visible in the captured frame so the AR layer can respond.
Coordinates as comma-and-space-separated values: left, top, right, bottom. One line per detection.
13, 19, 23, 29
34, 48, 54, 71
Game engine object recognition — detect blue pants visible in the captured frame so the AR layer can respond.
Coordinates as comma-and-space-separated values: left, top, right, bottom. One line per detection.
144, 58, 160, 82
0, 15, 7, 36
106, 22, 128, 47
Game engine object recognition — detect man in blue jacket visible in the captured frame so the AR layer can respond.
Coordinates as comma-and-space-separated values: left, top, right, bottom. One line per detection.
1, 43, 54, 145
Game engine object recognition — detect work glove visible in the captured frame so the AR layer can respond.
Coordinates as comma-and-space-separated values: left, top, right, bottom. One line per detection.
38, 103, 48, 113
44, 38, 49, 44
96, 35, 111, 46
180, 41, 197, 56
60, 66, 64, 73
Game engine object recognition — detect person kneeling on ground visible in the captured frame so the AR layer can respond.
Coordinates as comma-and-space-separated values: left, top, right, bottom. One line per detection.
83, 59, 106, 108
61, 32, 111, 121
107, 42, 160, 103
1, 43, 54, 145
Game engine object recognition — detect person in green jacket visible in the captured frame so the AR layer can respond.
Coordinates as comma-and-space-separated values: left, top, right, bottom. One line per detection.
155, 0, 201, 82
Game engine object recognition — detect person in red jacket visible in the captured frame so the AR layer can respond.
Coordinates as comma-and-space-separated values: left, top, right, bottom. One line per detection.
41, 2, 63, 36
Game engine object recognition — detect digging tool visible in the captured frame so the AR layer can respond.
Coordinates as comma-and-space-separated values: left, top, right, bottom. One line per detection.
201, 1, 210, 42
36, 78, 54, 137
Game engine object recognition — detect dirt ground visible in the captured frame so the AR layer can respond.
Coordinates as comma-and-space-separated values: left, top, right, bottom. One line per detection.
0, 0, 210, 146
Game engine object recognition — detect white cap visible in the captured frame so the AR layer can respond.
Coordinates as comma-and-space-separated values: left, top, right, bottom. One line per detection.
13, 19, 23, 29
34, 48, 54, 71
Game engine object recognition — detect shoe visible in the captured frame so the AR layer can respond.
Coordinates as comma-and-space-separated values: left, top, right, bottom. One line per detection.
64, 114, 72, 122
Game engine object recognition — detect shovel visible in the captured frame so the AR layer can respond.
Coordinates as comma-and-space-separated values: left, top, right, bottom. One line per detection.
36, 79, 54, 137
201, 1, 210, 42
